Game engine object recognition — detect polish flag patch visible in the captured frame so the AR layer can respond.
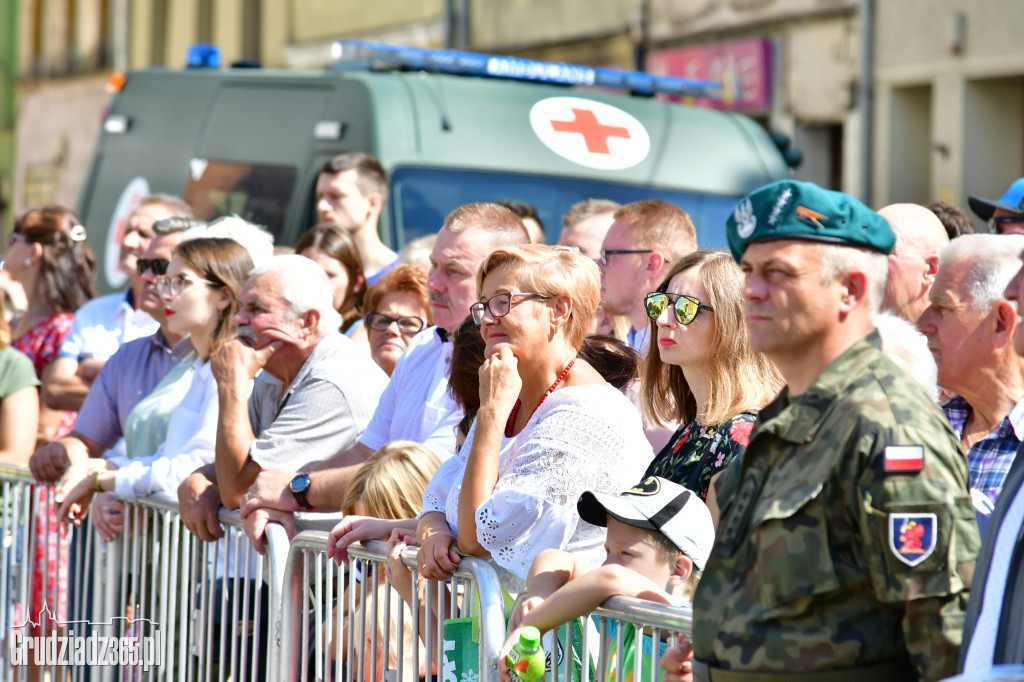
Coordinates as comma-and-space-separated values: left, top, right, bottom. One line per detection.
884, 445, 924, 473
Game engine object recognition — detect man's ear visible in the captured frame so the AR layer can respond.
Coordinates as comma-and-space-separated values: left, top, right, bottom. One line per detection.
667, 553, 693, 586
647, 250, 670, 274
922, 254, 940, 287
298, 308, 322, 339
366, 192, 384, 218
839, 270, 869, 315
993, 299, 1018, 349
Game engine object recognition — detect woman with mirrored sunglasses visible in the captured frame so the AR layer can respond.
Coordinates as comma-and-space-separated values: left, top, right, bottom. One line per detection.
639, 250, 783, 524
361, 264, 431, 376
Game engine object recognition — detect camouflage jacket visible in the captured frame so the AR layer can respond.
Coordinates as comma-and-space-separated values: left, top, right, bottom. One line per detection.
692, 332, 980, 681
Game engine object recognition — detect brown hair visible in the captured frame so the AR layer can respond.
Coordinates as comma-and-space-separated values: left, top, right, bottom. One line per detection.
561, 198, 622, 231
320, 152, 389, 200
342, 441, 440, 520
640, 250, 783, 426
362, 264, 431, 324
295, 225, 366, 332
443, 202, 530, 247
927, 200, 975, 239
613, 200, 697, 262
14, 205, 96, 313
448, 317, 487, 440
173, 238, 253, 353
578, 335, 637, 390
476, 244, 600, 351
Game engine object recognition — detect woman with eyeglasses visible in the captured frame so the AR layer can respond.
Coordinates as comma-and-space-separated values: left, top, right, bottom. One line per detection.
58, 237, 253, 523
297, 225, 369, 344
6, 206, 96, 444
639, 249, 782, 519
361, 264, 431, 376
407, 244, 653, 593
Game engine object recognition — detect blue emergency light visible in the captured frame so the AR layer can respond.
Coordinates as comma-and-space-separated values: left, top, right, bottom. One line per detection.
331, 40, 723, 100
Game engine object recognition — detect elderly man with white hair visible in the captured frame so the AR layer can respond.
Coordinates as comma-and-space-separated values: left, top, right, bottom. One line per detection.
879, 203, 950, 323
918, 233, 1024, 504
177, 254, 388, 541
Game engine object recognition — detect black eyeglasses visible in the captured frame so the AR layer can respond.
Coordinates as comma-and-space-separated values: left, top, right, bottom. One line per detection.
644, 292, 714, 325
365, 312, 426, 334
470, 292, 546, 325
989, 215, 1024, 233
598, 249, 654, 267
136, 258, 170, 276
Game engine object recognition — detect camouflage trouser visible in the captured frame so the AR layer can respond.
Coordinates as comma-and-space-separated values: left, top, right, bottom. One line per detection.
691, 657, 914, 682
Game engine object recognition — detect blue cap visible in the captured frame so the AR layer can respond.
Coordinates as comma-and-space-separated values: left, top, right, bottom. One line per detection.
968, 178, 1024, 221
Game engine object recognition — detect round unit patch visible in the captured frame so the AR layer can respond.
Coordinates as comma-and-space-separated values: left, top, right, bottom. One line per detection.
529, 97, 650, 171
105, 176, 150, 290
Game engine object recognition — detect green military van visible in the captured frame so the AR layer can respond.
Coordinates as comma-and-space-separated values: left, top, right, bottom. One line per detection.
78, 41, 789, 292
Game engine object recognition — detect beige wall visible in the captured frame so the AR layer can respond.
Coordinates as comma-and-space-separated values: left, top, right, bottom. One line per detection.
649, 0, 856, 42
874, 0, 1024, 210
13, 75, 110, 214
469, 0, 631, 51
291, 0, 443, 43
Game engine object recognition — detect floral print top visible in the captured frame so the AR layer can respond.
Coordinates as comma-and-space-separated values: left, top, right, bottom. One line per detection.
13, 312, 77, 438
643, 412, 757, 500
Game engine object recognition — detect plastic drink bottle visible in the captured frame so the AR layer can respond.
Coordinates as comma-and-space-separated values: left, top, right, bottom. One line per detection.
507, 625, 546, 682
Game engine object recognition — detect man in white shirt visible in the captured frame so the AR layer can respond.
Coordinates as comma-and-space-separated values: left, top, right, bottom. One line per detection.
237, 202, 530, 529
47, 196, 195, 411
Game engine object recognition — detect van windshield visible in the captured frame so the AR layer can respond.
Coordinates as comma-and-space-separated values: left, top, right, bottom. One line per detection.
184, 160, 297, 240
389, 167, 739, 249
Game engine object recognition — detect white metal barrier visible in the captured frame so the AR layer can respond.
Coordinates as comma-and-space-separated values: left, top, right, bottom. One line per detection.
280, 532, 508, 682
3, 466, 694, 682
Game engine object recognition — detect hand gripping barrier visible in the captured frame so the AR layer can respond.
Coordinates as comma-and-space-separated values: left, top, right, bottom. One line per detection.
279, 532, 508, 682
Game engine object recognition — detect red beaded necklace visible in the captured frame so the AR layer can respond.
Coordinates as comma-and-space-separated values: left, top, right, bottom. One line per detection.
505, 359, 575, 438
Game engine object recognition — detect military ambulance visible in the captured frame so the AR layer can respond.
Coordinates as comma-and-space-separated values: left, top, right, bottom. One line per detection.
78, 41, 791, 292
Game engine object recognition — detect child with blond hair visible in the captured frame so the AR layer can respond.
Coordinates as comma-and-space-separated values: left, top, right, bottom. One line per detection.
327, 440, 440, 682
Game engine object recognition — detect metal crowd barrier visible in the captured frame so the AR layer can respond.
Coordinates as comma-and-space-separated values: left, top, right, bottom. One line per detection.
1, 467, 289, 682
280, 532, 508, 682
4, 465, 694, 682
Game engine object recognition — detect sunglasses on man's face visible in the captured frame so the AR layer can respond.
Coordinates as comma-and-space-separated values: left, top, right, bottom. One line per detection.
644, 292, 714, 325
136, 258, 170, 276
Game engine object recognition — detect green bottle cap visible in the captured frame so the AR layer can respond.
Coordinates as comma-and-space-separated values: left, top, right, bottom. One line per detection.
519, 625, 541, 649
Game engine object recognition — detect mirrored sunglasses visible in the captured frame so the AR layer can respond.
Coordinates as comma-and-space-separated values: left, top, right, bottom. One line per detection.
644, 292, 714, 325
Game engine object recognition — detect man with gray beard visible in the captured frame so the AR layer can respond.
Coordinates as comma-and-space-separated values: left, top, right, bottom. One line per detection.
177, 255, 388, 541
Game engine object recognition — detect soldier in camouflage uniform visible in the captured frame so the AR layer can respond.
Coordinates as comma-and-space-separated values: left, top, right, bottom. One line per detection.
662, 180, 980, 682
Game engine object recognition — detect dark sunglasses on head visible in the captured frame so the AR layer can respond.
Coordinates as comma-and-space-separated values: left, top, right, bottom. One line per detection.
136, 258, 170, 276
644, 292, 714, 325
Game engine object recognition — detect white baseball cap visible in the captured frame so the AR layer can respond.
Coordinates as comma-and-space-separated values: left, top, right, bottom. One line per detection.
577, 476, 715, 569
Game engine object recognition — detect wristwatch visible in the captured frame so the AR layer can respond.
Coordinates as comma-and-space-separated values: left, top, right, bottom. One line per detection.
289, 474, 314, 511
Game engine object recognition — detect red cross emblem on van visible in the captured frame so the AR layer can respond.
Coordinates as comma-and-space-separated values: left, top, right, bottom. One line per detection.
530, 96, 650, 171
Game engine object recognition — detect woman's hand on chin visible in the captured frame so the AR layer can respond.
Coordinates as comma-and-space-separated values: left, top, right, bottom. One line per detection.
478, 345, 522, 415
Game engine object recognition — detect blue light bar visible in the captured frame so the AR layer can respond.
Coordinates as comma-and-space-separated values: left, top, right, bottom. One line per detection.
331, 40, 723, 100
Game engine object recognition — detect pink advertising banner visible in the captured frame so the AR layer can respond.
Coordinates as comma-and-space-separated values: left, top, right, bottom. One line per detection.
647, 38, 772, 111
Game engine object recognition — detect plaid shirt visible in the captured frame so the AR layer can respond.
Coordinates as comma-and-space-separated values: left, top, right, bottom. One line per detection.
943, 394, 1024, 504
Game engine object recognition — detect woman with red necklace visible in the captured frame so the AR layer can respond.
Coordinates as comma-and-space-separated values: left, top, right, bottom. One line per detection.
411, 244, 654, 594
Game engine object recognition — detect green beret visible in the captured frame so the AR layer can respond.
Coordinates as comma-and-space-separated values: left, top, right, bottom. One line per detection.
726, 180, 895, 262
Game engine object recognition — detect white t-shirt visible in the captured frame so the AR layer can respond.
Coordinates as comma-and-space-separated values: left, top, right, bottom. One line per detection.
59, 289, 158, 360
421, 383, 654, 593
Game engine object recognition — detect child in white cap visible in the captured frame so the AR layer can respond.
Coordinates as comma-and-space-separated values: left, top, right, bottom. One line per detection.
498, 476, 714, 681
